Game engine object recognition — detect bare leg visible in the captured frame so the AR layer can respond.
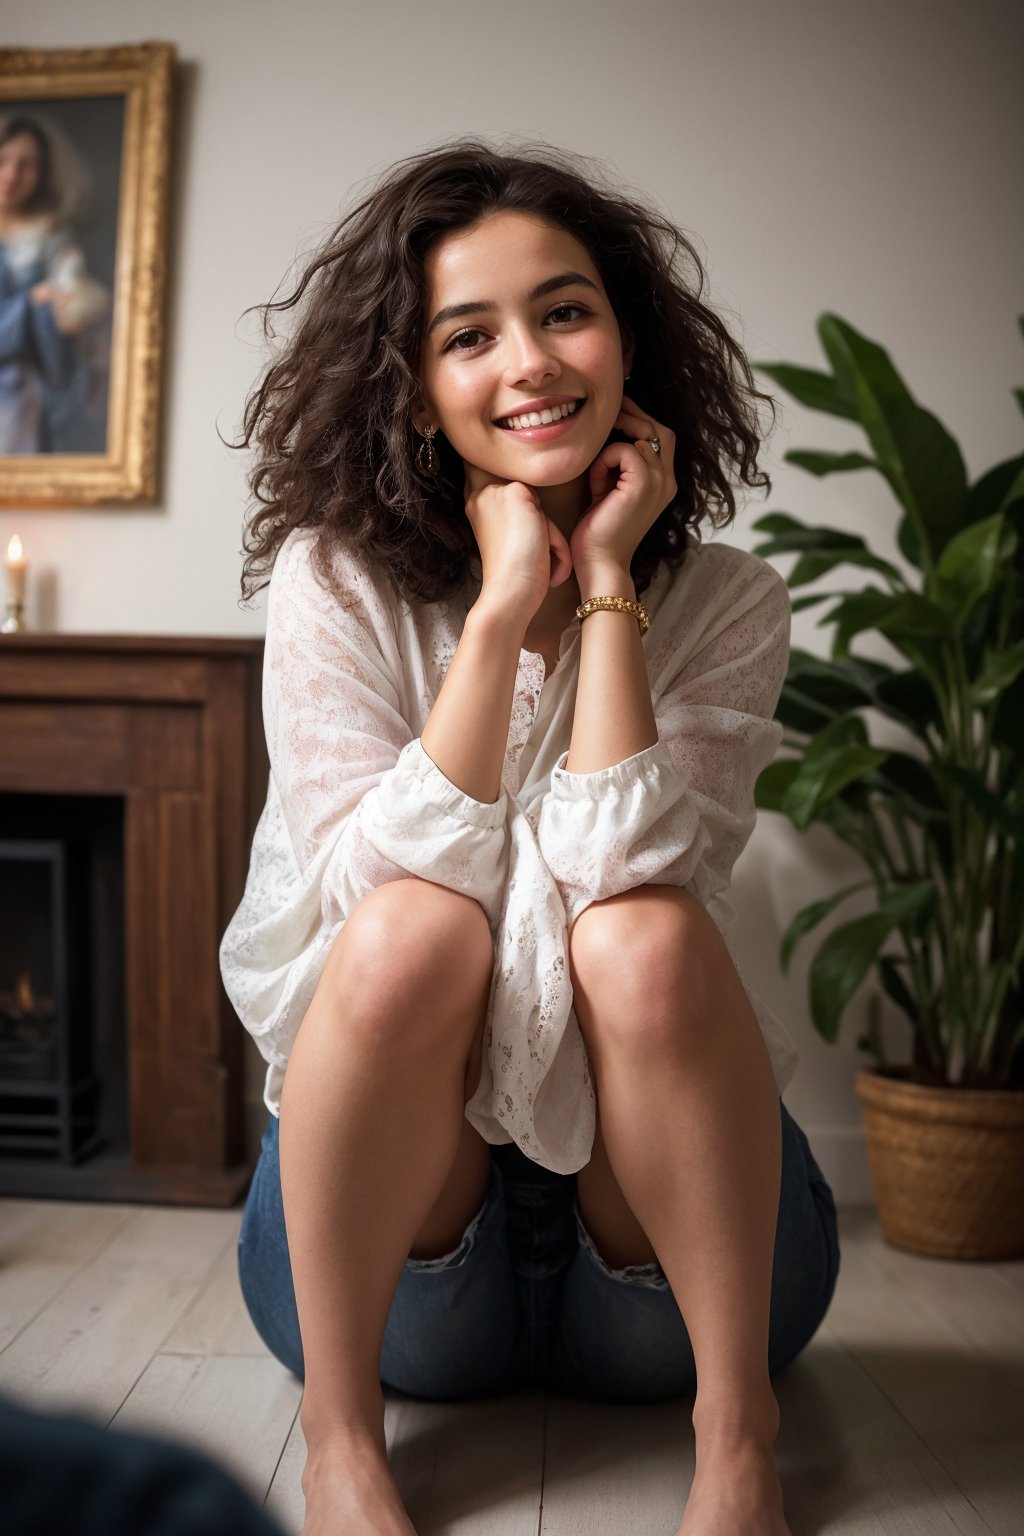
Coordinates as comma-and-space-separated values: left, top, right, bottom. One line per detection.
279, 878, 494, 1536
570, 884, 791, 1536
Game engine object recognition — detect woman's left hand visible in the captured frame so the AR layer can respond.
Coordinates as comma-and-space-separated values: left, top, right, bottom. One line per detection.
569, 393, 677, 577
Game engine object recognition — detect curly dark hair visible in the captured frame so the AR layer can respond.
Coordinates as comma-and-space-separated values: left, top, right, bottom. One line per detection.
233, 138, 776, 608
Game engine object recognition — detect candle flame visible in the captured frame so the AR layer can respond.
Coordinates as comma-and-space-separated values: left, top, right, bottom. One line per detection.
7, 534, 22, 561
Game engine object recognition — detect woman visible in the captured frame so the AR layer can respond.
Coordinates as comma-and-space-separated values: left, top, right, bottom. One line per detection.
220, 140, 840, 1536
0, 115, 109, 454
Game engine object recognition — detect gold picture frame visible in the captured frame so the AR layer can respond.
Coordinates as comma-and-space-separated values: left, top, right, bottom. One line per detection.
0, 43, 174, 505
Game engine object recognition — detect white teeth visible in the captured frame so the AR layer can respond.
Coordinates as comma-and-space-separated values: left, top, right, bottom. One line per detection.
498, 400, 580, 430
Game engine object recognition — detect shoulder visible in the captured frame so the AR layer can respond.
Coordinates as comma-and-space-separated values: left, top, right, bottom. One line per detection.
270, 527, 402, 659
660, 536, 789, 627
684, 535, 787, 598
641, 539, 791, 711
274, 527, 395, 611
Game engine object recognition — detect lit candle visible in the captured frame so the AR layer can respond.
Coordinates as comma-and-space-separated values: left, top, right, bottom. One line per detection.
5, 534, 27, 606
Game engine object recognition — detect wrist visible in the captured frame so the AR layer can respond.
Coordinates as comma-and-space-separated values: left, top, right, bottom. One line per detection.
574, 563, 636, 603
467, 595, 530, 645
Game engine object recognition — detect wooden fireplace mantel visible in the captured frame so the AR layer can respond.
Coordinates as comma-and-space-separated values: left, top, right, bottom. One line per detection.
0, 631, 268, 1205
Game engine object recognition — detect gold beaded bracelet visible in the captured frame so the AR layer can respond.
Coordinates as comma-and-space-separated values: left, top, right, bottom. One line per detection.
575, 595, 650, 635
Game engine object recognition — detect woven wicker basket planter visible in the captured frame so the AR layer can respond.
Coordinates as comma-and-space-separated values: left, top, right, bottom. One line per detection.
854, 1067, 1024, 1260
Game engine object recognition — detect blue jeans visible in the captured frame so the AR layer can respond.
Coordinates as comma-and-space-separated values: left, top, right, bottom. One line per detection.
237, 1097, 840, 1403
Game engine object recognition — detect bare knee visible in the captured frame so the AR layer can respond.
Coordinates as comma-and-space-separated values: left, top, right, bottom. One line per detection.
569, 886, 704, 992
321, 877, 494, 1034
569, 885, 724, 1054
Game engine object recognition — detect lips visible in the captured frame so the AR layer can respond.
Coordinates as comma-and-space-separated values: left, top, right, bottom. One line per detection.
495, 399, 583, 432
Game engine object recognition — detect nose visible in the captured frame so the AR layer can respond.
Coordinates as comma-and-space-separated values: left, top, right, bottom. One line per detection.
502, 321, 560, 388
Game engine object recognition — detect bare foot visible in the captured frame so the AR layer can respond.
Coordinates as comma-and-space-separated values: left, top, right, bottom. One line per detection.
676, 1441, 791, 1536
300, 1437, 417, 1536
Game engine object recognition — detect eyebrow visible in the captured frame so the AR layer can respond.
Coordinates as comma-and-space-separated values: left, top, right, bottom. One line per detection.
426, 271, 601, 337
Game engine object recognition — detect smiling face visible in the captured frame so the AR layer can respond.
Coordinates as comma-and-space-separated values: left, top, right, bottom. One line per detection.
416, 210, 632, 488
0, 131, 42, 216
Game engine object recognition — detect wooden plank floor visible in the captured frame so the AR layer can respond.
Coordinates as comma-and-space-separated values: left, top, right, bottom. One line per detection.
1, 1197, 1022, 1534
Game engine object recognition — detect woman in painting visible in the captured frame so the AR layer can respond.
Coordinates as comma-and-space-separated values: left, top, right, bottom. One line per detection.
0, 114, 109, 454
221, 140, 841, 1536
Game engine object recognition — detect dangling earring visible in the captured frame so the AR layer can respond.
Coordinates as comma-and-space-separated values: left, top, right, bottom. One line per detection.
415, 423, 440, 476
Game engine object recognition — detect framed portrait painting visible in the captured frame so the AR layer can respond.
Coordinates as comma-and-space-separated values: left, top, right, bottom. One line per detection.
0, 43, 174, 505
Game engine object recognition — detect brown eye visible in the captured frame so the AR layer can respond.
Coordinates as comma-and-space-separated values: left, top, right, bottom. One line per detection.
547, 304, 587, 324
445, 328, 487, 353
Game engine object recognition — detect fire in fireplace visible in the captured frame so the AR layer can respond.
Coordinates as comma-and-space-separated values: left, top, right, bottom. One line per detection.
1, 963, 58, 1078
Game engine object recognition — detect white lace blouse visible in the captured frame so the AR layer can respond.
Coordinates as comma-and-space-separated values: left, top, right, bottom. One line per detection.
219, 524, 799, 1174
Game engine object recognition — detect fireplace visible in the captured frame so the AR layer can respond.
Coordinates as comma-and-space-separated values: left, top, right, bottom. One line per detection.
0, 632, 266, 1204
0, 794, 124, 1173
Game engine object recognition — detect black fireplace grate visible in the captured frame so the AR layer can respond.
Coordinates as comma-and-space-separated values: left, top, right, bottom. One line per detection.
0, 837, 102, 1162
0, 787, 127, 1175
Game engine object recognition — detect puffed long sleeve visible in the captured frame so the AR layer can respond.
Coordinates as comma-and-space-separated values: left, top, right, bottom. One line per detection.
219, 531, 511, 1097
263, 533, 510, 932
535, 561, 790, 931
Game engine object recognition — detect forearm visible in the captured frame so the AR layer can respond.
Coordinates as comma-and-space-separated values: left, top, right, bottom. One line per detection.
420, 601, 527, 805
565, 562, 658, 774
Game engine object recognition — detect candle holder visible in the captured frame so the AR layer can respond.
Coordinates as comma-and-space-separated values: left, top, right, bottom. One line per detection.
1, 601, 26, 634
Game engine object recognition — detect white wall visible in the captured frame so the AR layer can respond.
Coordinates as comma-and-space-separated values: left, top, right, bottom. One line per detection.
5, 0, 1021, 1197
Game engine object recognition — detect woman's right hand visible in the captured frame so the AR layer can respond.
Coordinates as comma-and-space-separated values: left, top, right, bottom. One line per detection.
463, 467, 574, 628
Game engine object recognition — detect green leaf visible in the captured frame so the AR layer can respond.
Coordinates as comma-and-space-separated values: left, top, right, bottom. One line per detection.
817, 315, 968, 564
788, 548, 906, 588
897, 513, 924, 569
970, 639, 1024, 706
802, 713, 872, 751
821, 588, 953, 658
867, 751, 948, 822
779, 880, 875, 974
932, 513, 1014, 629
754, 757, 801, 812
789, 648, 895, 684
782, 739, 890, 829
961, 588, 1005, 669
750, 362, 860, 420
751, 512, 809, 535
774, 650, 893, 734
791, 592, 837, 612
881, 638, 952, 710
999, 464, 1024, 509
877, 955, 918, 1021
774, 685, 838, 735
784, 450, 879, 476
751, 509, 907, 590
751, 514, 866, 554
965, 453, 1024, 524
778, 650, 936, 738
931, 763, 1024, 839
808, 882, 937, 1042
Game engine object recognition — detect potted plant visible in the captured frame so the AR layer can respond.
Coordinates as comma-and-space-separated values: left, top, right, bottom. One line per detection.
749, 314, 1024, 1260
